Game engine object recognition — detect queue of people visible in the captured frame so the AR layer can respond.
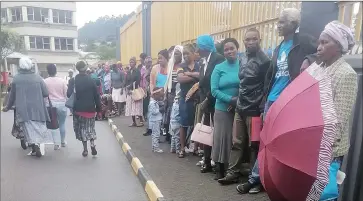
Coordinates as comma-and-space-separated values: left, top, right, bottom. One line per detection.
2, 7, 358, 201
123, 8, 358, 200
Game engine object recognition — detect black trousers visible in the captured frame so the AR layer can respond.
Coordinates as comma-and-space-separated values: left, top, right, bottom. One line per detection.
203, 110, 214, 164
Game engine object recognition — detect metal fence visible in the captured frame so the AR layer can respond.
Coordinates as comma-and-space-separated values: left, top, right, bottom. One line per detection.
119, 2, 362, 63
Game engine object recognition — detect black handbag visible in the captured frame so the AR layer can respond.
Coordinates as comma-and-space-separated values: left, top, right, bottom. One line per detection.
46, 97, 59, 130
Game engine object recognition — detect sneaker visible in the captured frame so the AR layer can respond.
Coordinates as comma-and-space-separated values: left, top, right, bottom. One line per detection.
236, 182, 253, 194
153, 148, 163, 153
54, 145, 61, 150
61, 142, 67, 147
249, 184, 263, 194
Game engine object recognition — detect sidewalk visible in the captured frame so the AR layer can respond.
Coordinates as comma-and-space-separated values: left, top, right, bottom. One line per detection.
113, 116, 269, 201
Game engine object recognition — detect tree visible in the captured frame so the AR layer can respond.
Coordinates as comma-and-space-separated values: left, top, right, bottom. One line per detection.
96, 45, 116, 60
0, 28, 23, 62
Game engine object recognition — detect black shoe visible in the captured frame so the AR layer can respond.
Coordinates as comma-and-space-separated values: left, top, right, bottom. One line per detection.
200, 164, 213, 173
34, 145, 42, 157
82, 150, 88, 157
20, 139, 27, 150
217, 172, 240, 185
91, 145, 97, 156
236, 182, 253, 194
143, 129, 151, 136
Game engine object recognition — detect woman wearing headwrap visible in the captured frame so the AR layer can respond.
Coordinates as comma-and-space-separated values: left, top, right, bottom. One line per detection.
3, 57, 52, 157
196, 34, 225, 173
111, 63, 126, 116
125, 57, 143, 127
67, 61, 101, 157
305, 21, 358, 200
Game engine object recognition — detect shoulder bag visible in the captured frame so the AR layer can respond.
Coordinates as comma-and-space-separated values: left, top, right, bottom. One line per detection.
131, 81, 146, 101
46, 97, 59, 130
191, 114, 214, 146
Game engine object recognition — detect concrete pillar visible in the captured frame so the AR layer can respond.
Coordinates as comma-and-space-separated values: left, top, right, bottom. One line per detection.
72, 11, 76, 26
48, 9, 53, 23
23, 36, 30, 50
73, 38, 78, 51
6, 8, 11, 22
21, 6, 28, 21
50, 37, 55, 51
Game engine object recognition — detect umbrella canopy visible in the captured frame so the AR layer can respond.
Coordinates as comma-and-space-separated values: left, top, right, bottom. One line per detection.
259, 63, 339, 201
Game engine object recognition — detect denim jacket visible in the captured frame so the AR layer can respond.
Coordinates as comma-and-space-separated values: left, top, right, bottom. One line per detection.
148, 98, 163, 122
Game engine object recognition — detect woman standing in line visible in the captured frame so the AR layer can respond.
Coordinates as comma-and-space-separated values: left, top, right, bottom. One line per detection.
3, 57, 52, 157
44, 64, 68, 150
125, 57, 144, 127
163, 45, 184, 143
111, 63, 125, 116
67, 61, 101, 157
176, 44, 199, 158
210, 38, 241, 180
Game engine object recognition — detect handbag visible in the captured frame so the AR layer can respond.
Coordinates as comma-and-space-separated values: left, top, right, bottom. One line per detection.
65, 80, 76, 109
191, 114, 214, 146
131, 82, 146, 101
46, 97, 59, 130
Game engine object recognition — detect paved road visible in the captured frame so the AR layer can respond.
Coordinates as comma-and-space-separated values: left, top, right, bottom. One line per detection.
114, 116, 270, 201
1, 111, 147, 201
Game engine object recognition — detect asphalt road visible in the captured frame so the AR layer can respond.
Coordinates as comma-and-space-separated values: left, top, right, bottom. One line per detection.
114, 116, 270, 201
0, 111, 147, 201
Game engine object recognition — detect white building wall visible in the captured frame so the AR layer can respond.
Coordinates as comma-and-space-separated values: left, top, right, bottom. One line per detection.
2, 2, 78, 77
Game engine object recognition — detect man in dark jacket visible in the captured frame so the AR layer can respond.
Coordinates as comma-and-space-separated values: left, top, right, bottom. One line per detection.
237, 8, 317, 195
195, 34, 225, 169
218, 28, 270, 185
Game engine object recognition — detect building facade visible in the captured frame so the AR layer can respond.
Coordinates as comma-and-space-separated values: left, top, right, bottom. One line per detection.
1, 2, 78, 78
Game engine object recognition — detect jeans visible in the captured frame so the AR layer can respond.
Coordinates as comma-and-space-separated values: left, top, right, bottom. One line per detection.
50, 101, 67, 146
248, 100, 274, 185
150, 120, 162, 150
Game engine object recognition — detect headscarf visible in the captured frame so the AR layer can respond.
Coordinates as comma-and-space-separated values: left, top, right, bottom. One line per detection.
196, 34, 216, 53
19, 57, 33, 71
165, 45, 184, 93
322, 20, 355, 54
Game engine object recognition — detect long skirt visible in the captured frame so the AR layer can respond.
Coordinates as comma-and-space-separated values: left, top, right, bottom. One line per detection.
125, 95, 143, 116
112, 87, 126, 103
73, 114, 97, 141
212, 109, 234, 164
16, 113, 52, 144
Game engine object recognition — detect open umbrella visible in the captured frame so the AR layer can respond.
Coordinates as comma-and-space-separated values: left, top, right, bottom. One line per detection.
258, 63, 339, 201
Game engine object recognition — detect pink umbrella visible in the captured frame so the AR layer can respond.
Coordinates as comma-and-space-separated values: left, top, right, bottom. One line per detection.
258, 64, 339, 201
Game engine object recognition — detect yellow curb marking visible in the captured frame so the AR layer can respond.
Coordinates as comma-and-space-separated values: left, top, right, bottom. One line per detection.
122, 143, 131, 153
145, 181, 163, 201
108, 119, 113, 125
111, 125, 117, 132
131, 157, 143, 175
116, 132, 123, 141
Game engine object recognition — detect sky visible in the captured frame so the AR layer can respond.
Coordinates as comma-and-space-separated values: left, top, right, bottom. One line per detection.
76, 2, 141, 29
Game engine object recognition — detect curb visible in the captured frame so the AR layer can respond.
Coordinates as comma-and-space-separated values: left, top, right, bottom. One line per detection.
108, 119, 166, 201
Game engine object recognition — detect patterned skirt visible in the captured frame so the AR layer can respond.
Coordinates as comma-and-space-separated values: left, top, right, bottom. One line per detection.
125, 94, 143, 116
15, 111, 52, 144
73, 114, 97, 141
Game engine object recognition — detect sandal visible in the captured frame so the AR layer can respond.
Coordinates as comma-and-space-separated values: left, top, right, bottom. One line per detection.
136, 122, 144, 127
129, 123, 137, 127
178, 150, 185, 158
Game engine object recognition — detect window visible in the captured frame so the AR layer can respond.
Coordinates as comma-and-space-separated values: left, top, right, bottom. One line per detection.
1, 8, 7, 23
53, 9, 72, 24
55, 38, 74, 50
29, 36, 50, 50
11, 7, 22, 22
27, 7, 48, 22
